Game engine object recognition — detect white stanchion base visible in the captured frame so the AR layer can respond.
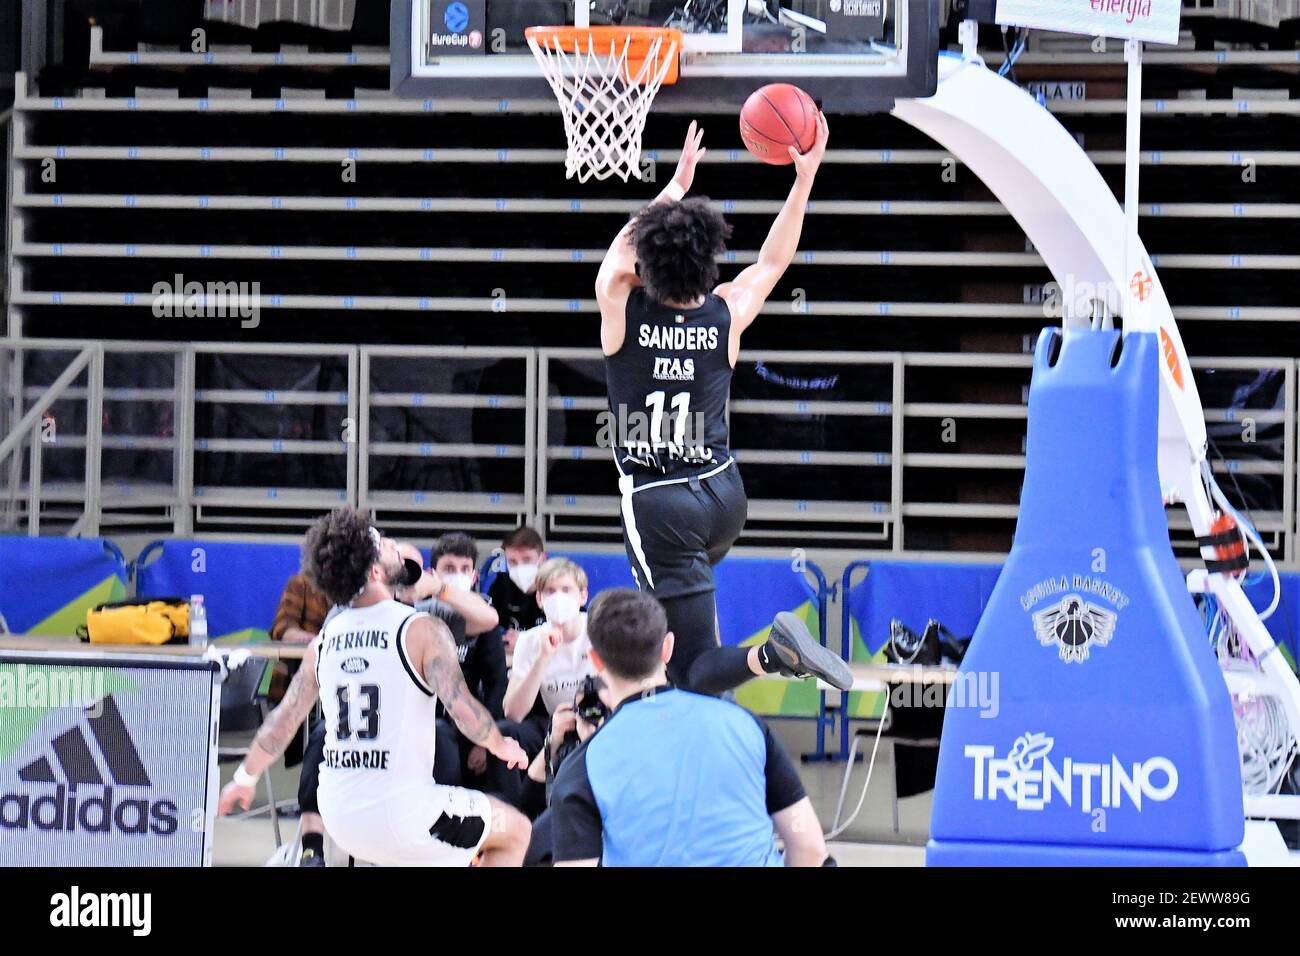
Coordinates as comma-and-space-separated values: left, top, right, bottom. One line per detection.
1245, 792, 1300, 821
1240, 820, 1299, 866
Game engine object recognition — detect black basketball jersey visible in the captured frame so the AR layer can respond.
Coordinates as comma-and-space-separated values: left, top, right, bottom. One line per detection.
604, 288, 733, 481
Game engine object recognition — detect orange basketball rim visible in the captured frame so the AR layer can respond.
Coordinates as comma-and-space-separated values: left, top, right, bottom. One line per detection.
525, 25, 683, 183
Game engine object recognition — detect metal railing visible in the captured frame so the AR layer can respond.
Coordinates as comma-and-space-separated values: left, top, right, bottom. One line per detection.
2, 106, 12, 331
2, 338, 1295, 566
0, 342, 99, 536
88, 22, 384, 69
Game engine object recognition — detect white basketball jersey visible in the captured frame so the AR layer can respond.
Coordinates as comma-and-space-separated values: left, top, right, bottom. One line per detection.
315, 599, 439, 813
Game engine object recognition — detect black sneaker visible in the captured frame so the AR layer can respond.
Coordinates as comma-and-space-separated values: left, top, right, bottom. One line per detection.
766, 612, 854, 692
299, 848, 327, 868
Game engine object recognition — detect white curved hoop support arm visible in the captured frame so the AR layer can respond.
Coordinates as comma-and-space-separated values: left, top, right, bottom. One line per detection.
892, 56, 1300, 823
892, 56, 1206, 508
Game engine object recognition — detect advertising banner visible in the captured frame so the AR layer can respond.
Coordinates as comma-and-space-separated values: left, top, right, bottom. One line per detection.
997, 0, 1182, 45
0, 655, 220, 867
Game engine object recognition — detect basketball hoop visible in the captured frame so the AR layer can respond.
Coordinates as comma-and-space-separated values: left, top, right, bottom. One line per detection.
526, 26, 682, 184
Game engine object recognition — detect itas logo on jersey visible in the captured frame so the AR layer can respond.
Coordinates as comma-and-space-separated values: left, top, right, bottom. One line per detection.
638, 323, 718, 352
653, 356, 695, 382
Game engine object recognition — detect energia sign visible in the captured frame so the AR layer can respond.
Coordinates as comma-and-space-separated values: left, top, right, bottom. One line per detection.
996, 0, 1182, 45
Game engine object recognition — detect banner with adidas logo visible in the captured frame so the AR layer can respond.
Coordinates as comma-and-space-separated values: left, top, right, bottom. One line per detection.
0, 655, 220, 867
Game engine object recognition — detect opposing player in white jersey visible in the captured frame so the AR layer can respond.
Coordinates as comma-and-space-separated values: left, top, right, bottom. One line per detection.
218, 507, 531, 866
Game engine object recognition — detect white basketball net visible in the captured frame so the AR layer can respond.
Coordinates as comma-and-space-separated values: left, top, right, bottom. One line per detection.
527, 31, 679, 183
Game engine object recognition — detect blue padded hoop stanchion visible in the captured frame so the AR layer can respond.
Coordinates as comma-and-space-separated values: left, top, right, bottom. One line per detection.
927, 329, 1245, 866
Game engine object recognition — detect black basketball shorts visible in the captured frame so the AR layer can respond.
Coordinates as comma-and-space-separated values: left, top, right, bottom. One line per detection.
617, 459, 747, 601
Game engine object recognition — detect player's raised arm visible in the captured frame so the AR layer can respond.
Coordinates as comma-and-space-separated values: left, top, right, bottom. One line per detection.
716, 112, 829, 352
413, 614, 528, 770
595, 121, 708, 354
217, 642, 321, 814
429, 571, 499, 636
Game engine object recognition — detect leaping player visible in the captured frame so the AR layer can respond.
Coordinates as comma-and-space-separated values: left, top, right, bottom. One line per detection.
595, 117, 853, 695
217, 507, 532, 866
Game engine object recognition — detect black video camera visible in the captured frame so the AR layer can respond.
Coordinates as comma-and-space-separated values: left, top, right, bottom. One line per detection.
575, 675, 610, 724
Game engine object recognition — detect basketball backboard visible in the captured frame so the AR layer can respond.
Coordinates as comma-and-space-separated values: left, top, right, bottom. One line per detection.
391, 0, 940, 113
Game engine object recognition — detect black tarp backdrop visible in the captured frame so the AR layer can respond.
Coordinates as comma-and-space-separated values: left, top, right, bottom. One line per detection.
1, 0, 18, 110
22, 349, 176, 486
196, 353, 347, 490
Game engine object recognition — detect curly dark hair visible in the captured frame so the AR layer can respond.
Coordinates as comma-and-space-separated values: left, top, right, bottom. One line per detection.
630, 197, 732, 306
302, 507, 379, 608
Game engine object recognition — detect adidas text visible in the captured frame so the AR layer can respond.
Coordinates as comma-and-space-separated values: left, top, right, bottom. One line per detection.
1, 783, 179, 835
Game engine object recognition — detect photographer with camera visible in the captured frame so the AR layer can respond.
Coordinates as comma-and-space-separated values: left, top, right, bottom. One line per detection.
528, 675, 609, 790
523, 675, 610, 866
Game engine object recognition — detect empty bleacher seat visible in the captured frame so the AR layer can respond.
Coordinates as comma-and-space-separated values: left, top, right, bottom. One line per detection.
134, 538, 302, 640
0, 537, 129, 635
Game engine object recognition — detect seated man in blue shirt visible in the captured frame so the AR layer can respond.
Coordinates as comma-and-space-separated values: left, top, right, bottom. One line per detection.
550, 588, 832, 867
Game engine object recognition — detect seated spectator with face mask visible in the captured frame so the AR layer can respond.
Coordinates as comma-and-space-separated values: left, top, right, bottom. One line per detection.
486, 525, 548, 654
504, 557, 594, 722
427, 532, 508, 783
487, 557, 596, 814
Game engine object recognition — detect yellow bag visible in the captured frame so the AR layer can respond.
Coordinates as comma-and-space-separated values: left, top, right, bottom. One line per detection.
80, 599, 191, 646
153, 601, 191, 639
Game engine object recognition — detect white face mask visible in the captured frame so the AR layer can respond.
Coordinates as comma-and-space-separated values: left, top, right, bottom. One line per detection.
444, 572, 475, 593
542, 592, 580, 626
508, 562, 539, 593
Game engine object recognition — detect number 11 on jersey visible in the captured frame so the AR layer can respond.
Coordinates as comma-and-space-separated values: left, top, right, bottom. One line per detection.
646, 390, 692, 448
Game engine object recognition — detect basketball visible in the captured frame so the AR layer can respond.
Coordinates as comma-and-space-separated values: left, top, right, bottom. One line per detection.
739, 84, 820, 165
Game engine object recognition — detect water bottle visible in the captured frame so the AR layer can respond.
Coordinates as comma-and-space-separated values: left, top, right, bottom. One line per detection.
189, 595, 208, 646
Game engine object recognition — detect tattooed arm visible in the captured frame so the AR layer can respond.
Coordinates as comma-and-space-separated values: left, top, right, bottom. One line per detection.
251, 657, 320, 764
217, 642, 320, 814
414, 615, 528, 769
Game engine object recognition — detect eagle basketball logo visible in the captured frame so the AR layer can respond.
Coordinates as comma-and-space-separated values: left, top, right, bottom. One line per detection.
1032, 594, 1117, 663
